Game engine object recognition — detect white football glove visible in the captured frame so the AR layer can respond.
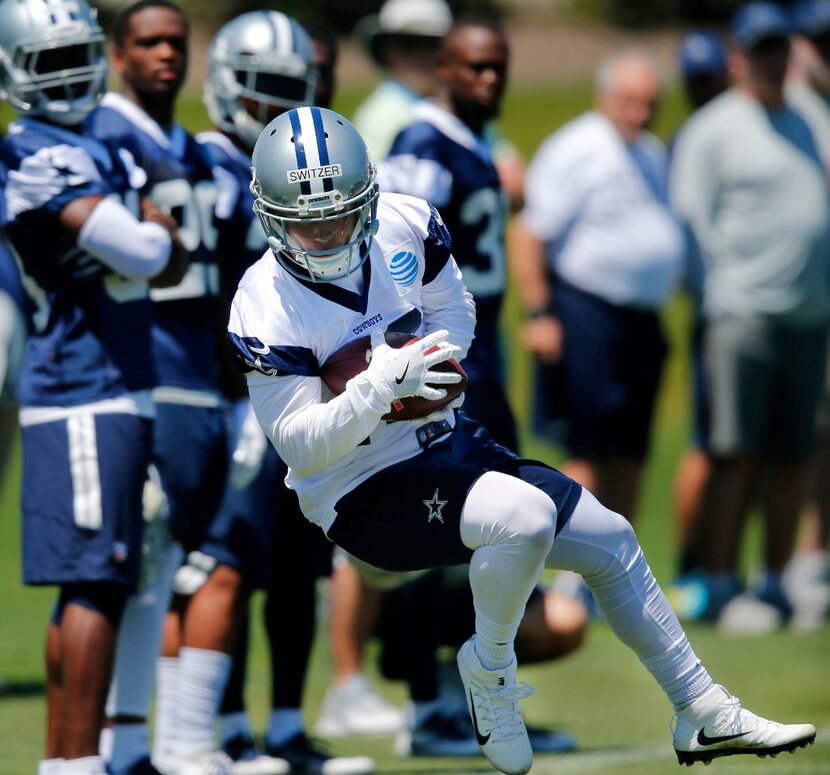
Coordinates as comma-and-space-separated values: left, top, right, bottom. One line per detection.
228, 400, 268, 490
367, 328, 462, 401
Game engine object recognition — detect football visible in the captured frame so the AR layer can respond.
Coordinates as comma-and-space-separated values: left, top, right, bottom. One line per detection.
320, 330, 468, 421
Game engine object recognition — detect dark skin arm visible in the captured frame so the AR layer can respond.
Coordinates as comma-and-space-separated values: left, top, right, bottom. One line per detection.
59, 194, 187, 287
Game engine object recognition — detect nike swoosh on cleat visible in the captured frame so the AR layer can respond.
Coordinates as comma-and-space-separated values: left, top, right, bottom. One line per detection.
469, 690, 491, 746
395, 363, 409, 385
697, 728, 751, 746
250, 344, 270, 355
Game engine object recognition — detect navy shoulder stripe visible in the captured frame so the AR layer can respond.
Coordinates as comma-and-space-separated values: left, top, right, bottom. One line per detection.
228, 332, 320, 377
423, 205, 453, 285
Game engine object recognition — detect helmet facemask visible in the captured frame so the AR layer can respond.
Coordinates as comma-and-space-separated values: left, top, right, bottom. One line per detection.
0, 28, 107, 126
253, 180, 379, 282
204, 12, 317, 152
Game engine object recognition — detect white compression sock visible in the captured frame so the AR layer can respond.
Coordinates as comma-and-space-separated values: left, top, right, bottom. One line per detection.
265, 709, 303, 748
106, 538, 183, 719
172, 647, 232, 756
98, 728, 113, 762
546, 489, 714, 710
61, 756, 106, 775
459, 471, 556, 669
152, 656, 180, 765
37, 759, 63, 775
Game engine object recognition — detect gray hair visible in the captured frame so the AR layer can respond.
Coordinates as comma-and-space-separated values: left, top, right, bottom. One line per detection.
595, 48, 662, 96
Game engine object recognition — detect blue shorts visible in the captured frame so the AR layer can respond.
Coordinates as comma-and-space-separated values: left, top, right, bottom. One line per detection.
460, 378, 519, 453
328, 412, 581, 573
154, 402, 228, 551
533, 280, 667, 460
21, 412, 152, 588
200, 445, 332, 587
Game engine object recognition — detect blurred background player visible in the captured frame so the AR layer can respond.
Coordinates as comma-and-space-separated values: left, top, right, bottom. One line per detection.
0, 0, 185, 771
665, 29, 729, 620
782, 0, 830, 629
511, 49, 684, 612
86, 2, 231, 773
0, 177, 26, 487
314, 0, 453, 740
671, 1, 830, 634
352, 0, 453, 162
178, 13, 375, 775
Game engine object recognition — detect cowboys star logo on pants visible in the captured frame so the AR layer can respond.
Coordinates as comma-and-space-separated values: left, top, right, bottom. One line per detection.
424, 489, 447, 523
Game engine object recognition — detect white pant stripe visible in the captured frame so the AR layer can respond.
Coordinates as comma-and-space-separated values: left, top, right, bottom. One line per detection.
67, 414, 103, 530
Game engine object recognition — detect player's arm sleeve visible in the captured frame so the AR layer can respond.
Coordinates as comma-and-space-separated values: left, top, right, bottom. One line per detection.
75, 196, 172, 279
247, 372, 391, 476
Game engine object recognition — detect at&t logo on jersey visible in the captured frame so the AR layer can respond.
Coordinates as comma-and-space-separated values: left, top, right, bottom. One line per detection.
390, 250, 418, 287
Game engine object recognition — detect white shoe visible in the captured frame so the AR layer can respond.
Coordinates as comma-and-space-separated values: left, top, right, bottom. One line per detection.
456, 637, 533, 775
314, 674, 402, 737
163, 750, 234, 775
717, 593, 783, 636
672, 684, 816, 766
784, 551, 830, 631
221, 735, 290, 775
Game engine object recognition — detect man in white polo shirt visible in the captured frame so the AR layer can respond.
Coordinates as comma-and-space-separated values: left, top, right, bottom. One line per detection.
671, 1, 830, 632
512, 49, 684, 527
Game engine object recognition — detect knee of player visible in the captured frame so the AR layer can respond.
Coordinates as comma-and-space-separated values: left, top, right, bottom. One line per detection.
595, 503, 641, 576
515, 485, 557, 553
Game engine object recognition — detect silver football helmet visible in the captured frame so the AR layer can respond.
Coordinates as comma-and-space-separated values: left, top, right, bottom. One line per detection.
205, 10, 317, 152
0, 0, 107, 126
251, 107, 379, 283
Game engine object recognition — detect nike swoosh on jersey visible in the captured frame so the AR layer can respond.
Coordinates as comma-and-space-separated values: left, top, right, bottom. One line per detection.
395, 363, 409, 385
696, 728, 750, 746
250, 344, 270, 355
470, 690, 491, 746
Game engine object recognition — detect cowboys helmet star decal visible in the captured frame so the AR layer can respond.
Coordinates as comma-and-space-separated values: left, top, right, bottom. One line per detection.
424, 489, 447, 523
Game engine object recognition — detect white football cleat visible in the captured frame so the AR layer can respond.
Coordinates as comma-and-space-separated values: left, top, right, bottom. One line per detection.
314, 674, 402, 737
456, 637, 533, 775
672, 684, 816, 766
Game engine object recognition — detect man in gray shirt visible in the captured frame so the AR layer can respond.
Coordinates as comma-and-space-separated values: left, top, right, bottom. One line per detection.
671, 1, 830, 632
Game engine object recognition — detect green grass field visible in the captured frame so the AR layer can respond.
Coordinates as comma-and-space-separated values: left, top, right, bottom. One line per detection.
1, 81, 829, 773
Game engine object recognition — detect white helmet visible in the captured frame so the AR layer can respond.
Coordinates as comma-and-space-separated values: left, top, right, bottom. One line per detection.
251, 107, 379, 283
0, 0, 107, 126
204, 10, 317, 151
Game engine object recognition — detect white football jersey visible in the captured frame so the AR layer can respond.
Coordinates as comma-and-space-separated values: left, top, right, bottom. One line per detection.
228, 192, 476, 531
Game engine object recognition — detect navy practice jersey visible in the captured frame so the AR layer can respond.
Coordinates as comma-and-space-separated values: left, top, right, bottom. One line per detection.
0, 202, 26, 317
87, 93, 221, 394
379, 100, 509, 384
195, 131, 266, 296
0, 118, 155, 408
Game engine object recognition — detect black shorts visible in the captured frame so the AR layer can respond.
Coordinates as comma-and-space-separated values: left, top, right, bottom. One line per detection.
328, 412, 581, 572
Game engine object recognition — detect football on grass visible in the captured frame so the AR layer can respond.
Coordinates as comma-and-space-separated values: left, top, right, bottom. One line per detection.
321, 331, 468, 421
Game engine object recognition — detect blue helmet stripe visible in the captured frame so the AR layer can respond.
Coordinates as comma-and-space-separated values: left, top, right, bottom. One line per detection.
311, 106, 334, 192
288, 109, 312, 195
